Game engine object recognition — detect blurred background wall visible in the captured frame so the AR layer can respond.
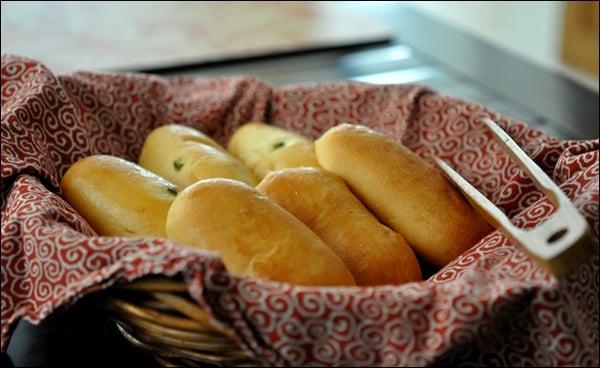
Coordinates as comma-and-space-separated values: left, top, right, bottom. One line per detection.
402, 1, 598, 90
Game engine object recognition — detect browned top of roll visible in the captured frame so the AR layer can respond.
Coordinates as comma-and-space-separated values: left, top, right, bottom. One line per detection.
60, 155, 176, 237
315, 124, 492, 268
166, 178, 356, 286
257, 167, 422, 286
139, 124, 257, 188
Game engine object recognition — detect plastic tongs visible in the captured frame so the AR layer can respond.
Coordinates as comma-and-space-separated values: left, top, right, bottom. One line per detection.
435, 118, 595, 277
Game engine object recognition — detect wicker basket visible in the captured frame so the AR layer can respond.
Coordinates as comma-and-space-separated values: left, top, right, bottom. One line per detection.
103, 277, 260, 367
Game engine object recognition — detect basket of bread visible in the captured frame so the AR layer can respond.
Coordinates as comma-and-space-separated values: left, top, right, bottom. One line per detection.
1, 55, 598, 366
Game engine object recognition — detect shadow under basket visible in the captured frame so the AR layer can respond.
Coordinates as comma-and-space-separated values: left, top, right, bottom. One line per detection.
103, 277, 261, 367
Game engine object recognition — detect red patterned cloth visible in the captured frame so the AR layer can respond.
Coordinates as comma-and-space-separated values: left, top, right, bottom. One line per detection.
1, 55, 598, 366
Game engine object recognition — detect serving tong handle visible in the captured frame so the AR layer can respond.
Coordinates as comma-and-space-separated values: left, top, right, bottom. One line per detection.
435, 118, 595, 277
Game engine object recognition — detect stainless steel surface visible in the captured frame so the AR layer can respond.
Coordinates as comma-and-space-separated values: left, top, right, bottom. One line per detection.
161, 43, 593, 140
157, 4, 599, 140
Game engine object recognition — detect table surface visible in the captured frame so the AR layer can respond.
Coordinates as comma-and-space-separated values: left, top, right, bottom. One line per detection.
4, 4, 599, 367
0, 2, 391, 74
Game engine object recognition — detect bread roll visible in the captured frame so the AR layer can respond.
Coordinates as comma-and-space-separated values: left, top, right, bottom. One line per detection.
166, 178, 356, 286
60, 155, 176, 237
257, 168, 421, 285
227, 122, 320, 180
315, 124, 492, 268
139, 124, 257, 188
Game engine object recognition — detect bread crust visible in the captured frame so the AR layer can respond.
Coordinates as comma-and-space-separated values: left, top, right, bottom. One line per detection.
139, 124, 257, 188
315, 124, 492, 267
60, 155, 176, 237
257, 168, 422, 285
166, 178, 356, 286
227, 122, 320, 180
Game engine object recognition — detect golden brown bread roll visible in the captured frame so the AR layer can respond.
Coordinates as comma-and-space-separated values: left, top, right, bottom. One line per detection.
315, 124, 492, 268
60, 155, 176, 237
139, 124, 257, 188
166, 178, 356, 286
227, 122, 321, 180
257, 168, 422, 285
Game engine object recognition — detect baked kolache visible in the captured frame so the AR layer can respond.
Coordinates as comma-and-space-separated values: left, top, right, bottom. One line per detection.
166, 178, 356, 286
139, 124, 257, 188
227, 122, 321, 180
315, 124, 492, 268
60, 155, 177, 238
257, 167, 422, 285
